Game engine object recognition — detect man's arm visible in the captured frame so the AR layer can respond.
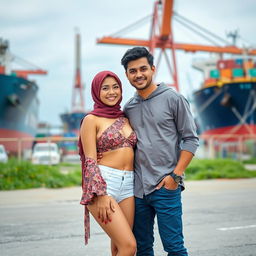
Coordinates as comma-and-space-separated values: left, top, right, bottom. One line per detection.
173, 150, 193, 176
156, 94, 198, 190
175, 94, 199, 154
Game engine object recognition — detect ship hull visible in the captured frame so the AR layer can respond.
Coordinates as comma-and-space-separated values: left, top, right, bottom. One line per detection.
60, 111, 87, 135
0, 74, 39, 153
193, 82, 256, 139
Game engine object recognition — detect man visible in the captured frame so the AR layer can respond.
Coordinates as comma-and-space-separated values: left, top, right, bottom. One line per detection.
121, 47, 199, 256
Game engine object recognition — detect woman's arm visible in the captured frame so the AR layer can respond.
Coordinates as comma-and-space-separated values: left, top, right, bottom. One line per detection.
80, 114, 98, 159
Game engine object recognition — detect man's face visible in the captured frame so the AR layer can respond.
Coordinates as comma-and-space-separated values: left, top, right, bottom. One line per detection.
125, 57, 155, 91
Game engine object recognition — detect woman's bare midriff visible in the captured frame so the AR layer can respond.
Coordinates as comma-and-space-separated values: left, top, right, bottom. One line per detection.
98, 147, 134, 171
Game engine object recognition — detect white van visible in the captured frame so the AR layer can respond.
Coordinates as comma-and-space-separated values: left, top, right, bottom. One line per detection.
32, 143, 61, 165
0, 145, 8, 163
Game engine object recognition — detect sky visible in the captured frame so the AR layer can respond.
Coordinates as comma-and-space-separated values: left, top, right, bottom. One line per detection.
1, 0, 256, 128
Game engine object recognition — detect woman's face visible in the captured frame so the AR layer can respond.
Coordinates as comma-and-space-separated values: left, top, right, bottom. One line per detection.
100, 76, 121, 106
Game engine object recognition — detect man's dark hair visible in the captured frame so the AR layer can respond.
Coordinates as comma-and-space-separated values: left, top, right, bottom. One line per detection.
121, 47, 154, 71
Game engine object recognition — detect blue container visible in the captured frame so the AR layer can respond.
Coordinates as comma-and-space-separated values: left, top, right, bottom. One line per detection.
235, 59, 243, 66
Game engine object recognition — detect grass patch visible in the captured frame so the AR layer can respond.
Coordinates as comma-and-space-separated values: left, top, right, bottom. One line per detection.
59, 162, 80, 167
186, 158, 256, 180
1, 158, 256, 190
242, 158, 256, 164
0, 158, 81, 190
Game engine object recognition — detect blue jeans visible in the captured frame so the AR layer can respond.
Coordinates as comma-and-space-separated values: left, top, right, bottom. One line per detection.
133, 186, 188, 256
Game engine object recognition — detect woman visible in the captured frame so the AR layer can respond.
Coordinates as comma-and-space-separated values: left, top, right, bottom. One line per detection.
78, 71, 137, 256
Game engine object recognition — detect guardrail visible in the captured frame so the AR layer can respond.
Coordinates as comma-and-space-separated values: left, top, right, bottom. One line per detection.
0, 137, 79, 162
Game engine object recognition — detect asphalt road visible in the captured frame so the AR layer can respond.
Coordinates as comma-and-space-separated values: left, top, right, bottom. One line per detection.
0, 179, 256, 256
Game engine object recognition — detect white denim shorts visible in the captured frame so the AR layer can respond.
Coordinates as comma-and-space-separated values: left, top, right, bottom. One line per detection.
98, 165, 134, 203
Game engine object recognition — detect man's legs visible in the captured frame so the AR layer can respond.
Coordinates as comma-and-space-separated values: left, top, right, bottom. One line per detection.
152, 186, 188, 256
133, 196, 155, 256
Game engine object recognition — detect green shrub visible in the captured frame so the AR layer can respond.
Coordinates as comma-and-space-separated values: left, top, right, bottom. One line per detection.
1, 158, 256, 190
186, 158, 256, 180
242, 158, 256, 164
0, 158, 81, 190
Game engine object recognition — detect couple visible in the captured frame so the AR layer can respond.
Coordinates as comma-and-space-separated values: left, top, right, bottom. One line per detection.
78, 47, 199, 256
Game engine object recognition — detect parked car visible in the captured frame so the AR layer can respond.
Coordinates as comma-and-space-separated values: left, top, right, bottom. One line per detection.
32, 143, 61, 165
0, 144, 8, 163
62, 153, 80, 164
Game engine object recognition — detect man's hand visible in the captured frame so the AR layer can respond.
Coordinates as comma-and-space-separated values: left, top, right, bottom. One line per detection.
156, 175, 178, 190
95, 195, 115, 224
97, 152, 103, 163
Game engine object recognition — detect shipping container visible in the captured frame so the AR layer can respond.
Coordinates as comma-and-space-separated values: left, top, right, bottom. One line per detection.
0, 66, 5, 74
210, 69, 220, 78
249, 68, 256, 77
220, 68, 232, 78
235, 59, 243, 66
232, 68, 244, 77
204, 78, 217, 86
217, 60, 226, 69
225, 60, 237, 69
217, 59, 240, 69
243, 60, 254, 70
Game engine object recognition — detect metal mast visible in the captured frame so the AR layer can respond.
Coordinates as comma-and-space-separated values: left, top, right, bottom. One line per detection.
72, 30, 84, 112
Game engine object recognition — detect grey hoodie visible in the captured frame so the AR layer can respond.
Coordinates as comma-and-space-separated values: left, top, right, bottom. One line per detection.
124, 83, 199, 198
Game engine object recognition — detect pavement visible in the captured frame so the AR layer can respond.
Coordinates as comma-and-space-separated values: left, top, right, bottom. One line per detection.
0, 186, 81, 206
1, 178, 255, 206
1, 178, 256, 256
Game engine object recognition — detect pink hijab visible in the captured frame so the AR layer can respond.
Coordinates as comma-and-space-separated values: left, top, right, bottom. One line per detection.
89, 71, 124, 118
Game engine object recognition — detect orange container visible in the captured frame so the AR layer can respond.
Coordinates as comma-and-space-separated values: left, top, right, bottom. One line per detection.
204, 78, 217, 85
220, 68, 232, 78
0, 65, 5, 74
243, 60, 254, 70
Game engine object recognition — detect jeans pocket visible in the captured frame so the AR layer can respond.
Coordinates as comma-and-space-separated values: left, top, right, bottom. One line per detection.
161, 185, 180, 193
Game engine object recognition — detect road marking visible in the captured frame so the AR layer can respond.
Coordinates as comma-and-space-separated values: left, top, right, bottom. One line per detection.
217, 224, 256, 231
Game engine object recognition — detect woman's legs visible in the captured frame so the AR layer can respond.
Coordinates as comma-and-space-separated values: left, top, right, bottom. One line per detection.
119, 196, 135, 228
111, 196, 135, 256
87, 197, 136, 256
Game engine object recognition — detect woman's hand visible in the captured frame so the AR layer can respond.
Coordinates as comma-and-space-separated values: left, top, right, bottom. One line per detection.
95, 195, 115, 224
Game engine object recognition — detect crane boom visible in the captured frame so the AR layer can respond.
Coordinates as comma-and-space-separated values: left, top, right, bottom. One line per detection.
97, 37, 256, 55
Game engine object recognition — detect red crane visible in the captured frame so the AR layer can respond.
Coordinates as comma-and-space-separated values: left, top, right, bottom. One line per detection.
97, 0, 256, 91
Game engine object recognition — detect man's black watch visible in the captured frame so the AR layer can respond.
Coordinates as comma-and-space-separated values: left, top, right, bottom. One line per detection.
170, 172, 183, 184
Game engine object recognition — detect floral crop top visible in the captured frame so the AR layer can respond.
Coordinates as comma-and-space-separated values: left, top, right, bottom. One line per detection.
97, 117, 137, 153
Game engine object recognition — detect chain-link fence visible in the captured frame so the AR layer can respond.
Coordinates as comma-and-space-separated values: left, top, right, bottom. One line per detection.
196, 134, 256, 160
1, 135, 256, 163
